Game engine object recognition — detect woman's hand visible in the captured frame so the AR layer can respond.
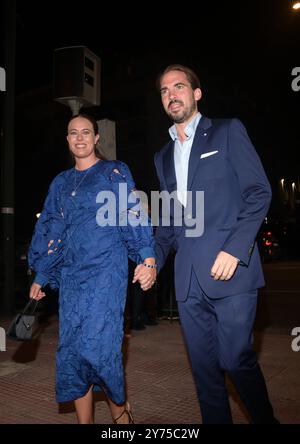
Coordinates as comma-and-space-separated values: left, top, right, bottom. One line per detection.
133, 263, 157, 291
29, 282, 46, 300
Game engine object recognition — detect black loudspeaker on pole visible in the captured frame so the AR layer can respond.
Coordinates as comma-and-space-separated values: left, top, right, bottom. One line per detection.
53, 46, 101, 115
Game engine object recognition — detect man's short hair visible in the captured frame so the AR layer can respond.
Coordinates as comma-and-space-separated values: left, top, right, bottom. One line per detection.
156, 64, 201, 91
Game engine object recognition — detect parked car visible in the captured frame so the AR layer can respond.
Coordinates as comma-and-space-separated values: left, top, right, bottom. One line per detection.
257, 226, 282, 263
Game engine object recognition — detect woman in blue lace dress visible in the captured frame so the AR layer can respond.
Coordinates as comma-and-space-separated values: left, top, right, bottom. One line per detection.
28, 114, 156, 424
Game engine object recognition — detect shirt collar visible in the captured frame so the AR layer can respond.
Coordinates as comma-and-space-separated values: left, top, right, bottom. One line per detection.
169, 112, 202, 141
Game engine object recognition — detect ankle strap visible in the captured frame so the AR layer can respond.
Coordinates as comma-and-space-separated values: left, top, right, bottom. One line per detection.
113, 403, 134, 424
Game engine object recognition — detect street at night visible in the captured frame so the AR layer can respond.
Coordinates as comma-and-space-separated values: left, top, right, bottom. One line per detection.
1, 0, 300, 430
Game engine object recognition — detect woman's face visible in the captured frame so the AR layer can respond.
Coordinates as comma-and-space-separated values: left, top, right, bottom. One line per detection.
67, 117, 100, 160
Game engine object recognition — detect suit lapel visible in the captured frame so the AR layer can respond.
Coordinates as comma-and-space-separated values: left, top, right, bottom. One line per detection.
163, 140, 177, 193
187, 116, 212, 190
162, 116, 213, 192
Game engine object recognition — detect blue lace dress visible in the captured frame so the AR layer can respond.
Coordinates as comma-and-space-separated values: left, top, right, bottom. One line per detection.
28, 160, 155, 403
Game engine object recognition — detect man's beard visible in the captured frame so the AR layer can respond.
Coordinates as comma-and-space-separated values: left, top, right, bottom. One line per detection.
167, 101, 197, 124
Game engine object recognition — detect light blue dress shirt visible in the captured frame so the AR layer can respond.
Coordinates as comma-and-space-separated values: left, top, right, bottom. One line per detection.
169, 112, 202, 206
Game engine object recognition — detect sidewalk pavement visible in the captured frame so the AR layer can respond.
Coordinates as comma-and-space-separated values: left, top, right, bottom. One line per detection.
0, 315, 299, 424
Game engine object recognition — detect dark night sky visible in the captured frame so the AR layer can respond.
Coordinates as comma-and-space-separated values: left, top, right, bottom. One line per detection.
1, 0, 300, 239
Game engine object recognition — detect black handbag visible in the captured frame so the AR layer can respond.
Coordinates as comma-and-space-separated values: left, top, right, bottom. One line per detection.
6, 299, 39, 341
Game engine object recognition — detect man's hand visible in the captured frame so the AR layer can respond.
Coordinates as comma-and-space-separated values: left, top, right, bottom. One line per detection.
29, 282, 46, 300
133, 264, 157, 291
210, 251, 239, 281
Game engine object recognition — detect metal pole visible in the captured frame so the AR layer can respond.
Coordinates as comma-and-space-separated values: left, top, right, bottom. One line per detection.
67, 99, 82, 116
0, 0, 16, 314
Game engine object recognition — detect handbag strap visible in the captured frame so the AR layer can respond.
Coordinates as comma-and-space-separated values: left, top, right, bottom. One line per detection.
21, 298, 39, 316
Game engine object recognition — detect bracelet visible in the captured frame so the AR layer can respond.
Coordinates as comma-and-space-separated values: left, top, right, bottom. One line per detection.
143, 263, 157, 269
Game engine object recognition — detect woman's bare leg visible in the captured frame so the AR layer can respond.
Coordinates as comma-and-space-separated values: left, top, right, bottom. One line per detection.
74, 386, 94, 424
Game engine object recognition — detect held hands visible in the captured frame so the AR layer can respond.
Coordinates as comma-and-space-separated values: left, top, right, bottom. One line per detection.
29, 282, 46, 300
210, 251, 239, 281
133, 260, 157, 291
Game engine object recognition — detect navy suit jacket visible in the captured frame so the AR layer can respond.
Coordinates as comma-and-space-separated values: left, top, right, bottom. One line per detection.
154, 116, 272, 300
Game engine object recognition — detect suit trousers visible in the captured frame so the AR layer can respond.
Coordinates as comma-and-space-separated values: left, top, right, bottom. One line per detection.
177, 269, 275, 424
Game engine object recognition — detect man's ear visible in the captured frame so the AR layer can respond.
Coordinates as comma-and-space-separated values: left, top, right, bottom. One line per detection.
194, 88, 202, 102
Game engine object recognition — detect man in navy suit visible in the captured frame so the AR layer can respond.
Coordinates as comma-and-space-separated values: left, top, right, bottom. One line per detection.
152, 64, 277, 424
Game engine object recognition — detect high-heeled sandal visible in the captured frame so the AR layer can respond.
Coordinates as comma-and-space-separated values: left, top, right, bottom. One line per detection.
113, 401, 134, 424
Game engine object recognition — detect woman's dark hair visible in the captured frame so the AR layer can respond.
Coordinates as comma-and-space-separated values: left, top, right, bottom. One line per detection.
156, 64, 201, 91
68, 113, 105, 160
